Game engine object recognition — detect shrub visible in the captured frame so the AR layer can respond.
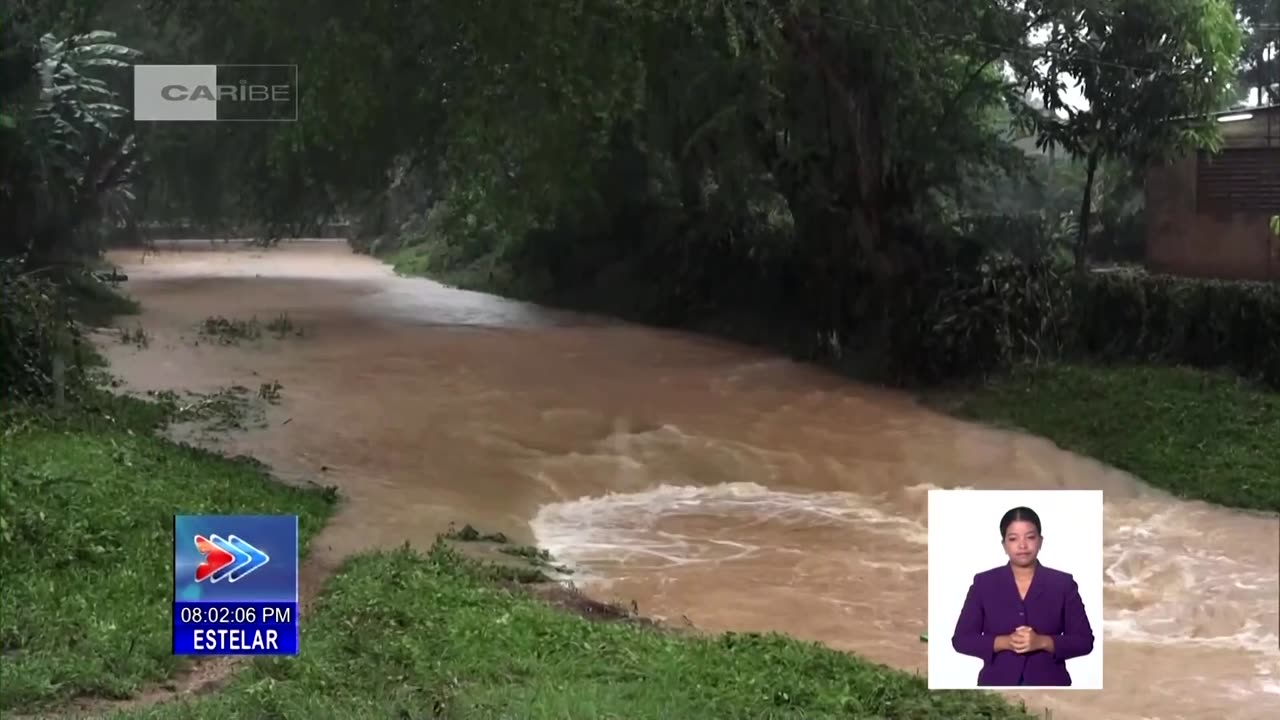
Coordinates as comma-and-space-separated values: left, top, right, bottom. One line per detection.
1073, 270, 1280, 388
881, 256, 1280, 389
883, 254, 1076, 385
0, 259, 92, 403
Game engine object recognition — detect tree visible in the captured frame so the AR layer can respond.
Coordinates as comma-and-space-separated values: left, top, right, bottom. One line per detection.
126, 0, 1242, 321
0, 11, 141, 263
1237, 0, 1279, 104
1012, 0, 1243, 272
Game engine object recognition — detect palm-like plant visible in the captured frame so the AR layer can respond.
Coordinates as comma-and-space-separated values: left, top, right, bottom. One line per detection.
3, 28, 141, 262
36, 31, 141, 250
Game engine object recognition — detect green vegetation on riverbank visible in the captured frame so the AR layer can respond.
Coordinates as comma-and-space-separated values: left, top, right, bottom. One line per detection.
935, 363, 1280, 513
111, 545, 1034, 720
0, 399, 336, 712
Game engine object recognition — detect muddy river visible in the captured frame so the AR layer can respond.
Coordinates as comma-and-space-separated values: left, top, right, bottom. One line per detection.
99, 240, 1279, 719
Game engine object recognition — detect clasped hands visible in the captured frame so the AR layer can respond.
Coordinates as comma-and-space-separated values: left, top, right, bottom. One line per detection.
997, 626, 1052, 654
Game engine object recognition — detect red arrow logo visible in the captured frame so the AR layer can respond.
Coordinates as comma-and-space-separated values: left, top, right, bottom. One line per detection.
194, 534, 235, 582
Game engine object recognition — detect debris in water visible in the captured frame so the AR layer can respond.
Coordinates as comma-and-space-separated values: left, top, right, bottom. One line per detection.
258, 380, 283, 403
443, 522, 508, 543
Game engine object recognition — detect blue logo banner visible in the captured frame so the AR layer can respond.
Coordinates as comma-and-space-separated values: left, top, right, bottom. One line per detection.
172, 515, 299, 655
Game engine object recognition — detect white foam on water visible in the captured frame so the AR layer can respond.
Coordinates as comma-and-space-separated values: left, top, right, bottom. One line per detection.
366, 277, 571, 328
532, 480, 1280, 661
530, 480, 928, 586
1102, 508, 1279, 654
524, 411, 1280, 716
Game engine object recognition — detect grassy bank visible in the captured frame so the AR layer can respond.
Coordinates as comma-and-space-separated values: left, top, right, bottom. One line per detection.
0, 397, 336, 712
111, 545, 1034, 720
934, 363, 1280, 513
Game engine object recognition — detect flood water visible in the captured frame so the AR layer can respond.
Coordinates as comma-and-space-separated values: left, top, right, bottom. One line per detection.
100, 240, 1279, 719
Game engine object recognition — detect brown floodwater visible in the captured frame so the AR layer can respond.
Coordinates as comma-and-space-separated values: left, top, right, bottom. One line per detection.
100, 240, 1279, 719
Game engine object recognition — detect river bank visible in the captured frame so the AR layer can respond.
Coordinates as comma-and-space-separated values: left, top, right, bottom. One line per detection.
9, 239, 1274, 719
0, 396, 334, 715
933, 363, 1280, 512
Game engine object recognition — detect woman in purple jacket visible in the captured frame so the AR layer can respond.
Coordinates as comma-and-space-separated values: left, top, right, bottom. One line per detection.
950, 506, 1095, 687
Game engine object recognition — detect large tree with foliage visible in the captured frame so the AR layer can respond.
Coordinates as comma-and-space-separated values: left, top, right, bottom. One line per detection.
1011, 0, 1243, 271
373, 1, 1050, 334
125, 0, 1243, 331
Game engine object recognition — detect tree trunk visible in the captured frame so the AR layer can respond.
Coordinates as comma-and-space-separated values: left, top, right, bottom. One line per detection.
1076, 148, 1101, 274
778, 14, 894, 351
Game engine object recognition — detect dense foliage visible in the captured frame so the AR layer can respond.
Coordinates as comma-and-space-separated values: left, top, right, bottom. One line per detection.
1, 0, 1266, 396
1, 11, 140, 263
0, 261, 91, 403
128, 0, 1242, 256
0, 3, 141, 401
1077, 271, 1280, 386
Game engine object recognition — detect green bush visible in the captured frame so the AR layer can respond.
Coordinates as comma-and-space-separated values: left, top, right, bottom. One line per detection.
879, 256, 1280, 389
1073, 270, 1280, 388
0, 260, 93, 403
887, 255, 1075, 384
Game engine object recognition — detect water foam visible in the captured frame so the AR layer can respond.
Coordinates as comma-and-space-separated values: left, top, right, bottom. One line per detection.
1102, 507, 1279, 654
530, 481, 928, 585
531, 481, 1280, 659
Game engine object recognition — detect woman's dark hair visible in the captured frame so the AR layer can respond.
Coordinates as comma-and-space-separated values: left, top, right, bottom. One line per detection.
1000, 506, 1042, 537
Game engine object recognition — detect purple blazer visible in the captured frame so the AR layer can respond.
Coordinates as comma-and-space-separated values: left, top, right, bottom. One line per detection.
951, 563, 1094, 686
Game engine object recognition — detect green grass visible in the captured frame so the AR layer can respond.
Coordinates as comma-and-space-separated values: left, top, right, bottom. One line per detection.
111, 545, 1033, 720
0, 401, 336, 712
936, 362, 1280, 512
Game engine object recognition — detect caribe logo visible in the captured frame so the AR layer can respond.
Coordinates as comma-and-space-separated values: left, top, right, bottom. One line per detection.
194, 534, 270, 583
